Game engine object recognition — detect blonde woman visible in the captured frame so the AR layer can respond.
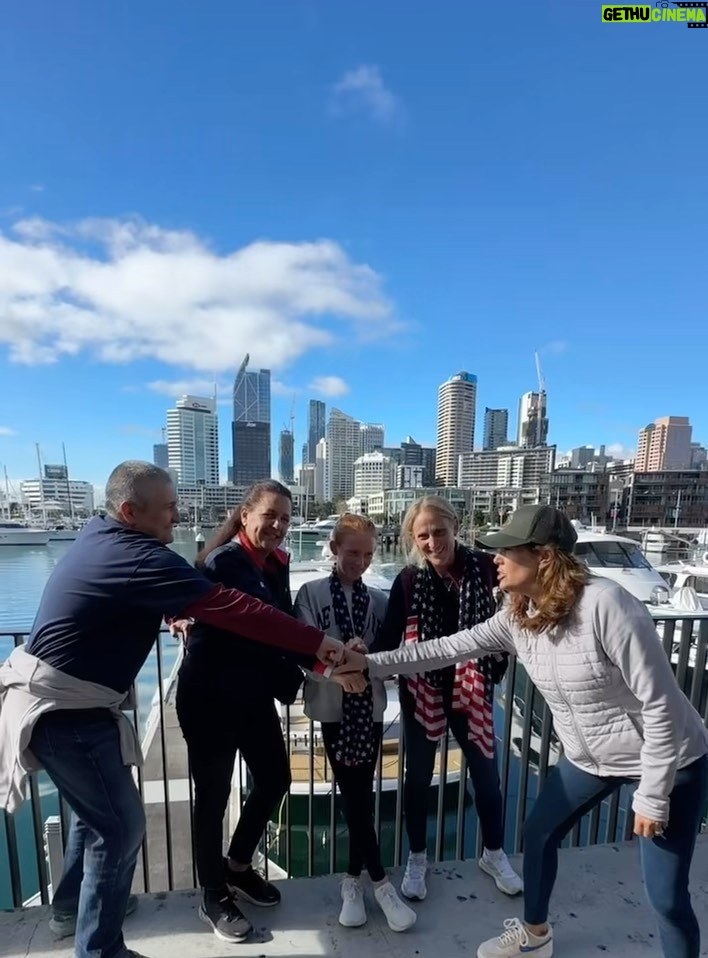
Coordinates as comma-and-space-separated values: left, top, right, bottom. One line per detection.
294, 514, 416, 932
342, 504, 708, 958
371, 497, 521, 902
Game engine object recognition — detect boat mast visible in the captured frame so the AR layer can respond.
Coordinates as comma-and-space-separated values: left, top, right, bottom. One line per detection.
3, 466, 10, 520
35, 443, 47, 527
62, 442, 75, 523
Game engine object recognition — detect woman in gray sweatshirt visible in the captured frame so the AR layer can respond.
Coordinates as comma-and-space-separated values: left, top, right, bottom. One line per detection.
339, 504, 708, 958
294, 514, 416, 934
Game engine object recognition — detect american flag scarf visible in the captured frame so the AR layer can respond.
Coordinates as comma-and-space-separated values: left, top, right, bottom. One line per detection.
404, 549, 496, 759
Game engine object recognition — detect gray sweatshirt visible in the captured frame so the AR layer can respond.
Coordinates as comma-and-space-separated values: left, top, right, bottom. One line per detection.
0, 647, 142, 814
294, 577, 388, 723
367, 577, 708, 822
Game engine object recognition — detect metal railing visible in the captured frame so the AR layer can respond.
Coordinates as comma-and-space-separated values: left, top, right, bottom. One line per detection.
3, 610, 708, 908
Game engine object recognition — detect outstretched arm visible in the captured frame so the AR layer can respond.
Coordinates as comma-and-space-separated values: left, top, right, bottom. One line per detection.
338, 610, 516, 679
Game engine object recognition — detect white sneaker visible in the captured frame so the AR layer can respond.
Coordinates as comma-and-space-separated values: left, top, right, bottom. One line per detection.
400, 851, 427, 901
477, 918, 553, 958
338, 876, 367, 927
374, 881, 417, 932
479, 848, 524, 896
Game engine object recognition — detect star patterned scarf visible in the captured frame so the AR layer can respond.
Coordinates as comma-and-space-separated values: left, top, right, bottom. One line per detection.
328, 571, 377, 767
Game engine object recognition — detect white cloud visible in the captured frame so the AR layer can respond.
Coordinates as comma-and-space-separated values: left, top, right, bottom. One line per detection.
309, 375, 350, 397
0, 426, 16, 436
538, 340, 569, 356
271, 379, 300, 397
29, 184, 45, 193
331, 65, 403, 125
147, 378, 223, 398
0, 216, 396, 372
606, 442, 636, 460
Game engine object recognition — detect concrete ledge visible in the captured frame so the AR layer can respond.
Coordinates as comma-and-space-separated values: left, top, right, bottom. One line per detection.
3, 839, 708, 958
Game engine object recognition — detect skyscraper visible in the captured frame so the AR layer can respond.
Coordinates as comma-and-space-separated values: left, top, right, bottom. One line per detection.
436, 372, 477, 487
517, 391, 549, 448
279, 429, 294, 483
483, 408, 509, 451
326, 408, 362, 501
401, 436, 423, 465
635, 417, 692, 472
232, 354, 271, 484
360, 423, 385, 454
306, 400, 326, 465
152, 443, 169, 469
167, 395, 219, 485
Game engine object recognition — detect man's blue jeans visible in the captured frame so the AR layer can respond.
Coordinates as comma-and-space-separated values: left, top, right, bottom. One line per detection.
522, 755, 708, 958
31, 712, 146, 958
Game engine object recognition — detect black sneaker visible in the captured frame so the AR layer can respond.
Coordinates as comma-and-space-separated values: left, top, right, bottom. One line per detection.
199, 892, 252, 943
224, 863, 281, 907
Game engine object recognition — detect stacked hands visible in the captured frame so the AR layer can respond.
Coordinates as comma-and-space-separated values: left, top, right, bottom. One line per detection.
168, 621, 370, 694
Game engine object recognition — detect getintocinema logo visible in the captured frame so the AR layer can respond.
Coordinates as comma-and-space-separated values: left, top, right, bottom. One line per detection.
602, 2, 707, 26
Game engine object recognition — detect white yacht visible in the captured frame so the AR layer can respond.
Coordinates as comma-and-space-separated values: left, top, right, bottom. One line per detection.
653, 554, 708, 610
0, 521, 51, 546
288, 516, 340, 543
570, 524, 668, 602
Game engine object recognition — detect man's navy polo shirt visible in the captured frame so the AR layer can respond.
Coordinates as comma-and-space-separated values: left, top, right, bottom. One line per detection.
26, 516, 213, 693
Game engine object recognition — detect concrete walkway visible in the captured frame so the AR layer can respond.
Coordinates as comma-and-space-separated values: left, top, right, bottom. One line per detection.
3, 839, 708, 958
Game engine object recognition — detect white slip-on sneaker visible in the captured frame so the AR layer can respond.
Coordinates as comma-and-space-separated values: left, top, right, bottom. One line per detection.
374, 880, 417, 932
477, 918, 553, 958
400, 851, 427, 901
338, 876, 367, 928
479, 848, 524, 896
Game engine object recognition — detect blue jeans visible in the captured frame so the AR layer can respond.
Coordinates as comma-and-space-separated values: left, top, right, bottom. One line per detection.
51, 813, 92, 915
30, 713, 146, 958
522, 755, 708, 958
400, 683, 504, 852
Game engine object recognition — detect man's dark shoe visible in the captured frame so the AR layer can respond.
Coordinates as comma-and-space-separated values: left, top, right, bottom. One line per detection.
50, 893, 139, 939
199, 890, 252, 943
224, 862, 281, 907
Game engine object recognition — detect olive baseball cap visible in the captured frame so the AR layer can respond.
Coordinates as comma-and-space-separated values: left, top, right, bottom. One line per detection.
478, 504, 578, 553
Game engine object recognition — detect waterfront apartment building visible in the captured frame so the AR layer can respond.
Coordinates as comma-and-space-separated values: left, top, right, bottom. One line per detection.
635, 417, 693, 472
518, 391, 549, 448
628, 470, 708, 528
458, 445, 556, 492
232, 354, 271, 484
436, 371, 477, 487
548, 469, 610, 525
483, 408, 509, 451
20, 478, 95, 516
366, 486, 474, 523
167, 395, 219, 486
353, 452, 397, 498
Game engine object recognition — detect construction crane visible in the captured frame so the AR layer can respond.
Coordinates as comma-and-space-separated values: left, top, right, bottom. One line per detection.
534, 350, 546, 395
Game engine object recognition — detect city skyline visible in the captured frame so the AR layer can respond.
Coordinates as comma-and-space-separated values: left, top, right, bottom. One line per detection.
0, 3, 705, 484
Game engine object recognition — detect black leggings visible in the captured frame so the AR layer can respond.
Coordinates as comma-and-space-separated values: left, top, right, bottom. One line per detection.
176, 682, 290, 890
321, 722, 385, 882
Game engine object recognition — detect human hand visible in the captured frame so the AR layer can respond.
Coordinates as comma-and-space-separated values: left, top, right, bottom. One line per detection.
346, 637, 368, 654
333, 647, 367, 675
316, 635, 345, 666
633, 814, 666, 839
169, 618, 194, 649
332, 672, 368, 694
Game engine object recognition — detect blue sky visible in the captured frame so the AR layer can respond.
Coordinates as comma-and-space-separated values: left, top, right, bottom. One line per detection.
1, 1, 706, 489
